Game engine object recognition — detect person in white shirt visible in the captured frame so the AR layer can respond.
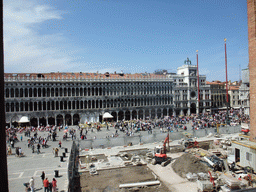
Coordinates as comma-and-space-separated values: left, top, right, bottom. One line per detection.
29, 177, 35, 192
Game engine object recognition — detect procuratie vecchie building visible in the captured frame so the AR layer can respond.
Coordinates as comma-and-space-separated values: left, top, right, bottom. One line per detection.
4, 71, 174, 127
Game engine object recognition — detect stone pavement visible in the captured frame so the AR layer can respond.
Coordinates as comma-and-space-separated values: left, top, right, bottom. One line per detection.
7, 129, 75, 192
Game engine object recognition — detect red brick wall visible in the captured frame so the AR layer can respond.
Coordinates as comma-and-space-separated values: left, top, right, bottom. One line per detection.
248, 0, 256, 141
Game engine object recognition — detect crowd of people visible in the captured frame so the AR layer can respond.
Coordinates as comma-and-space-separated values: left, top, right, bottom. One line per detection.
25, 171, 57, 192
75, 109, 250, 140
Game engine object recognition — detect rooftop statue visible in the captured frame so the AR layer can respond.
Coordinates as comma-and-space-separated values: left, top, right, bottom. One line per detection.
184, 57, 192, 65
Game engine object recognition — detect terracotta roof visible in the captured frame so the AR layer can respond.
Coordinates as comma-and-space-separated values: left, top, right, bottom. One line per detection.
229, 86, 239, 90
206, 81, 225, 85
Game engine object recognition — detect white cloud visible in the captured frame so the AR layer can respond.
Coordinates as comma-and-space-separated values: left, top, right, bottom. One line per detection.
3, 0, 73, 73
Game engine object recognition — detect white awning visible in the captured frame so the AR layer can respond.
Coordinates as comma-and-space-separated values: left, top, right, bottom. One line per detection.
18, 116, 30, 123
103, 112, 113, 119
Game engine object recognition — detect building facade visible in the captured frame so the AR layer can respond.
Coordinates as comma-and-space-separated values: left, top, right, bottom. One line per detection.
4, 72, 174, 127
168, 58, 211, 116
229, 85, 240, 109
206, 81, 227, 113
239, 68, 250, 115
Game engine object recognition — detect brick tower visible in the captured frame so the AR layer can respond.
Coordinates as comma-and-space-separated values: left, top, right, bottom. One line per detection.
248, 0, 256, 141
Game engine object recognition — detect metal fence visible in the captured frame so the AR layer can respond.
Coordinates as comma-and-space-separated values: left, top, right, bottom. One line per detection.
67, 141, 79, 192
77, 125, 242, 150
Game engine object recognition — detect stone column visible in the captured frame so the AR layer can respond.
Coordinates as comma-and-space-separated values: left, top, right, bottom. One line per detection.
143, 110, 145, 120
46, 116, 49, 126
188, 108, 191, 116
71, 114, 73, 125
167, 108, 169, 117
161, 108, 163, 118
136, 110, 139, 120
155, 108, 157, 119
130, 110, 132, 120
173, 110, 176, 117
37, 118, 40, 127
55, 115, 57, 126
180, 110, 184, 116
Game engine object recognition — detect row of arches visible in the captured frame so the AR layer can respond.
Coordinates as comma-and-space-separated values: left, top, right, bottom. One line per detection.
8, 105, 200, 127
5, 85, 172, 98
5, 97, 173, 112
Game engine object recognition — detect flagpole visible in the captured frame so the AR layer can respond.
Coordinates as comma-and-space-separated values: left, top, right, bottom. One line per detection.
196, 50, 200, 115
224, 38, 229, 125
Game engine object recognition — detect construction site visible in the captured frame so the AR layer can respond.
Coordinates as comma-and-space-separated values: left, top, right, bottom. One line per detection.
76, 128, 256, 192
75, 2, 256, 191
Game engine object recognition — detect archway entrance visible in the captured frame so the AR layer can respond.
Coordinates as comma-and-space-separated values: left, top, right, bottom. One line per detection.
151, 110, 156, 119
157, 109, 161, 119
118, 111, 124, 121
65, 114, 71, 126
191, 103, 197, 114
57, 115, 64, 126
163, 108, 167, 117
138, 110, 143, 119
125, 111, 130, 120
48, 117, 55, 126
111, 112, 117, 122
168, 109, 173, 117
145, 110, 150, 119
132, 111, 137, 120
30, 118, 37, 127
39, 117, 46, 127
73, 114, 80, 125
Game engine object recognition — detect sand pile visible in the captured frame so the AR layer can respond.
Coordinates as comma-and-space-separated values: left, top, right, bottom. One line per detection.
172, 153, 209, 178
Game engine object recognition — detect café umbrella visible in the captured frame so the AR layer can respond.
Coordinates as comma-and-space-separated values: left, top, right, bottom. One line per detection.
103, 112, 113, 119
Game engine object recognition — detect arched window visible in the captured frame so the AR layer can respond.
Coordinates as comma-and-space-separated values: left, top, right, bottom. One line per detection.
51, 88, 54, 97
38, 88, 41, 97
33, 88, 37, 97
6, 88, 9, 98
42, 88, 46, 97
20, 88, 23, 97
20, 102, 24, 111
15, 88, 19, 97
55, 88, 58, 97
11, 88, 14, 97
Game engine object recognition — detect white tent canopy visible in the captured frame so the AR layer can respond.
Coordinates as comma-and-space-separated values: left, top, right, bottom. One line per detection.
103, 112, 113, 119
18, 116, 30, 123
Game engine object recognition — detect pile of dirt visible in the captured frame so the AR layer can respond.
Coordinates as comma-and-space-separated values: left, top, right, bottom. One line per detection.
172, 153, 209, 178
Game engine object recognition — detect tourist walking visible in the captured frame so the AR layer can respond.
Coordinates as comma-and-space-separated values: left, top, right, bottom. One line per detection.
29, 177, 35, 192
43, 178, 49, 192
52, 178, 57, 192
40, 171, 45, 185
32, 144, 35, 153
55, 148, 59, 157
37, 143, 41, 154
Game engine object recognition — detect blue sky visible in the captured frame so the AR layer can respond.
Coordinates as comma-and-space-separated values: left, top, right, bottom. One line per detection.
4, 0, 248, 81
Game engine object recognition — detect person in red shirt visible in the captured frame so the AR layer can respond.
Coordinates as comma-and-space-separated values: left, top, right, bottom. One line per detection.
43, 178, 49, 192
52, 178, 57, 192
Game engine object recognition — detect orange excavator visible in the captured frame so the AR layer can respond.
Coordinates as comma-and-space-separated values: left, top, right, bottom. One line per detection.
152, 133, 171, 166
